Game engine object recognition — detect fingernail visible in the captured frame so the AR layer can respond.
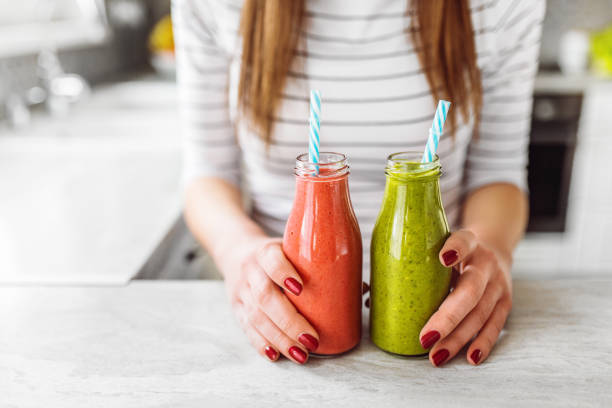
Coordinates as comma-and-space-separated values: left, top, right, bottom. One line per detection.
420, 330, 441, 349
264, 346, 278, 361
284, 278, 302, 295
289, 346, 308, 364
432, 349, 450, 367
471, 349, 482, 364
298, 333, 319, 352
442, 250, 458, 266
362, 282, 370, 294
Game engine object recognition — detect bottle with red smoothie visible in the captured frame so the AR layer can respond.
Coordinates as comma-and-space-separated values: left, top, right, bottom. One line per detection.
282, 152, 363, 356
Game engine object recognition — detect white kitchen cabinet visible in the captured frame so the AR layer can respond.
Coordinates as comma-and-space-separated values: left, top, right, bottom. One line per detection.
514, 78, 612, 277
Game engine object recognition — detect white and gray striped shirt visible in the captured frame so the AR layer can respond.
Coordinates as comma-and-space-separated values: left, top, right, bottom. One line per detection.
172, 0, 544, 271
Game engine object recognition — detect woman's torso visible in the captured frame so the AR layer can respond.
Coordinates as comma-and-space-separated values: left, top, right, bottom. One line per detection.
174, 0, 543, 273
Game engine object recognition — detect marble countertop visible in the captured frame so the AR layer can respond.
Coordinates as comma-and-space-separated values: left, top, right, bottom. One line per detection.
0, 76, 182, 284
3, 279, 611, 407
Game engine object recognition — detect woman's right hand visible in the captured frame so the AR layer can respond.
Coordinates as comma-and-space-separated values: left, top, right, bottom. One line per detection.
223, 236, 320, 364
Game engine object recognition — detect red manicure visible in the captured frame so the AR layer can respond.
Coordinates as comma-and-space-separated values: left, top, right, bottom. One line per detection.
420, 330, 441, 349
298, 333, 319, 352
289, 346, 308, 364
284, 278, 302, 295
442, 250, 458, 266
471, 349, 482, 364
264, 346, 278, 361
432, 349, 450, 367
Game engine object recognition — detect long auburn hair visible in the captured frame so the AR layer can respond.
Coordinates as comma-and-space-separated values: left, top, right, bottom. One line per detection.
238, 0, 482, 143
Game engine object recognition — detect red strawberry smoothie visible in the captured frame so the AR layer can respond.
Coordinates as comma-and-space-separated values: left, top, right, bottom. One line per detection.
282, 153, 363, 355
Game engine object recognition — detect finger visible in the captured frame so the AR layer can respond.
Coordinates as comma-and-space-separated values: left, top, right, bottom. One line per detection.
439, 230, 478, 267
241, 287, 309, 364
427, 282, 503, 367
467, 297, 512, 365
235, 303, 280, 362
419, 262, 490, 348
257, 240, 304, 296
246, 264, 320, 352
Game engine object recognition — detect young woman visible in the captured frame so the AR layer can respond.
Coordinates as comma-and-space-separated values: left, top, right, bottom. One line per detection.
172, 0, 545, 367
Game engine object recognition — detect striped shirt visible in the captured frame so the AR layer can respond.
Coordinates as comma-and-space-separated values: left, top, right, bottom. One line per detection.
172, 0, 545, 273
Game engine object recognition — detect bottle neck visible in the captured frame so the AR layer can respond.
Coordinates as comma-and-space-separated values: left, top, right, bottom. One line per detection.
381, 151, 443, 210
292, 152, 352, 212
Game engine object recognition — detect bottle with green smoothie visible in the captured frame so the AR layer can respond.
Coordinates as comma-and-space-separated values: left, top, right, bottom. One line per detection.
370, 151, 451, 356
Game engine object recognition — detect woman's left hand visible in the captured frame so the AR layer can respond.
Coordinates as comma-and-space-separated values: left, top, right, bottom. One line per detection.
419, 229, 514, 367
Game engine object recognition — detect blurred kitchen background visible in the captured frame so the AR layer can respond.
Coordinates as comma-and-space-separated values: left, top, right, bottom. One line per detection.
1, 0, 612, 286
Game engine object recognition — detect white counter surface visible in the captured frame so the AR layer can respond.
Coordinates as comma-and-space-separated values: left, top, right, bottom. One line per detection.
3, 279, 611, 407
0, 77, 182, 284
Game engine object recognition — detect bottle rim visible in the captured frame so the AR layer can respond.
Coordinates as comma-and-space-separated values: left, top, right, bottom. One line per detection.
385, 151, 441, 180
295, 152, 349, 178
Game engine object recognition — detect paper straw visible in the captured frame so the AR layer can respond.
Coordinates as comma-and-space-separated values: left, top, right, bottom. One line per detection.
309, 90, 321, 174
422, 100, 451, 163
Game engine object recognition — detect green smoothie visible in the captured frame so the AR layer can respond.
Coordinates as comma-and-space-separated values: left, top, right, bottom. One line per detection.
370, 152, 451, 356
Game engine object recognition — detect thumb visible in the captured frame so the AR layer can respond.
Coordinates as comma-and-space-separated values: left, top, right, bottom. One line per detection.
439, 229, 478, 267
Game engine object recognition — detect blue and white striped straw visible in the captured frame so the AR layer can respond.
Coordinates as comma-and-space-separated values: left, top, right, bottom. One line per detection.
422, 100, 451, 163
309, 90, 321, 175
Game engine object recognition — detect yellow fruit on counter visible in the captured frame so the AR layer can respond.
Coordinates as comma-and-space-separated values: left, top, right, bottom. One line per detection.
149, 15, 174, 53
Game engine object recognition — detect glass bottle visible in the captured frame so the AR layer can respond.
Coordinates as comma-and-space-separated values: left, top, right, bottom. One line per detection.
370, 151, 451, 355
282, 152, 362, 355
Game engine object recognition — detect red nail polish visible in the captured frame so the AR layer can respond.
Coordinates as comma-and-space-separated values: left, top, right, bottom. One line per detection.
284, 278, 302, 296
298, 333, 319, 352
432, 349, 450, 367
264, 346, 278, 361
471, 349, 482, 364
442, 250, 458, 266
289, 346, 308, 364
420, 330, 441, 349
